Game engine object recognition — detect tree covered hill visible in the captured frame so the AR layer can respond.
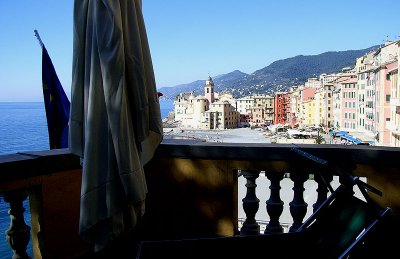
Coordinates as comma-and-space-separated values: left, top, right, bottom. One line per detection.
158, 45, 379, 99
158, 70, 248, 98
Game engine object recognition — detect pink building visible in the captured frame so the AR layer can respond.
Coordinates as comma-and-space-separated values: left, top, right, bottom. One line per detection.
375, 61, 398, 145
250, 107, 265, 127
340, 77, 358, 131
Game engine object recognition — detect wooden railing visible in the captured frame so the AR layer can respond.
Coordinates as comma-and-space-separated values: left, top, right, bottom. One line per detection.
0, 150, 84, 258
1, 142, 400, 258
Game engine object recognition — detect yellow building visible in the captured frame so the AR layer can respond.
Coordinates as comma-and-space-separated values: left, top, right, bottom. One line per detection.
203, 101, 239, 129
253, 94, 274, 125
314, 88, 324, 127
302, 98, 315, 126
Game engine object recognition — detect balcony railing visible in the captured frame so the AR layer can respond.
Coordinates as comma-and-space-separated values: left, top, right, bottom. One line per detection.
1, 142, 400, 258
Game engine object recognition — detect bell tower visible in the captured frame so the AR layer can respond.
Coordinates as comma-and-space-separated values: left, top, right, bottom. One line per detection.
204, 75, 215, 104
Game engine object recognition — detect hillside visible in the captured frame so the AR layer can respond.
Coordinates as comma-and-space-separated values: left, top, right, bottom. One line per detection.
158, 45, 379, 99
158, 70, 248, 98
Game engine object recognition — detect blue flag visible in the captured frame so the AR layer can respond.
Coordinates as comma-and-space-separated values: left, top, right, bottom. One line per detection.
41, 46, 70, 149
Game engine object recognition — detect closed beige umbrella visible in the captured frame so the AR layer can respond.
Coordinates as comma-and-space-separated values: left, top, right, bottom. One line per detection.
69, 0, 163, 251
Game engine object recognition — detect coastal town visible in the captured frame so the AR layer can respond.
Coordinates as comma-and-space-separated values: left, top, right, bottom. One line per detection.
164, 40, 399, 147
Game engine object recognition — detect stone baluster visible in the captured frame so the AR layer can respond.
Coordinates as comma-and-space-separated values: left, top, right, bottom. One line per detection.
240, 170, 260, 235
3, 190, 31, 259
313, 173, 333, 212
264, 171, 284, 234
289, 171, 308, 232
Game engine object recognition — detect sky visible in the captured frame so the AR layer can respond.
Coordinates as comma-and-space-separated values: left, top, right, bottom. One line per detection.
0, 0, 399, 102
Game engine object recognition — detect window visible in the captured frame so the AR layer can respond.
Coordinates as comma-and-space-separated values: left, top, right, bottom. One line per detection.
386, 95, 391, 102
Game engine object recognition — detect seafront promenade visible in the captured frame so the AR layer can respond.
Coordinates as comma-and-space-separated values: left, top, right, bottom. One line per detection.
163, 127, 332, 144
163, 127, 274, 143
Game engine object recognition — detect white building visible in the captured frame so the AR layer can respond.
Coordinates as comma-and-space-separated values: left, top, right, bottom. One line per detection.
236, 96, 254, 115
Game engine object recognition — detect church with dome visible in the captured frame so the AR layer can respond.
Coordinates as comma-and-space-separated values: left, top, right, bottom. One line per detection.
173, 76, 240, 129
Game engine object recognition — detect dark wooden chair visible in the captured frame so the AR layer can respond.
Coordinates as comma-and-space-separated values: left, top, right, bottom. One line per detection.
294, 181, 391, 259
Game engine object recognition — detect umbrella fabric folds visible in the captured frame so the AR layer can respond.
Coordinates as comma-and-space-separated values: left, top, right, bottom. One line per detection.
69, 0, 163, 251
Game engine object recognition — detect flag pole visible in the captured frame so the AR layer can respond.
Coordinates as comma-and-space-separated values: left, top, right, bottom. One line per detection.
35, 29, 70, 149
34, 29, 44, 49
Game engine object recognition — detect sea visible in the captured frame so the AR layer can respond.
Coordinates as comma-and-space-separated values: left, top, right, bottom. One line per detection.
0, 99, 174, 258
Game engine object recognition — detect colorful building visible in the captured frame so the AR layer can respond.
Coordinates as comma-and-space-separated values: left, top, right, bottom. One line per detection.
274, 92, 289, 125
